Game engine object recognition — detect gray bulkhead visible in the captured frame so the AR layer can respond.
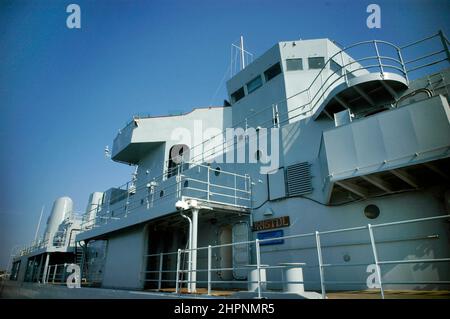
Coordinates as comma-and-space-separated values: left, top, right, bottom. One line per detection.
77, 37, 450, 292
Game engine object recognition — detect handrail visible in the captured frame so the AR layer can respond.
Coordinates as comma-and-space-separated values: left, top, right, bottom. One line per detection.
95, 33, 450, 230
144, 214, 450, 298
82, 31, 450, 238
186, 39, 411, 164
80, 162, 252, 230
109, 32, 450, 185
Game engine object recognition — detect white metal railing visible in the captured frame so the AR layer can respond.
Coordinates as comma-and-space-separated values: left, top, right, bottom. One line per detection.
80, 162, 252, 230
143, 214, 450, 299
44, 263, 71, 285
114, 31, 449, 169
14, 217, 82, 259
91, 32, 450, 232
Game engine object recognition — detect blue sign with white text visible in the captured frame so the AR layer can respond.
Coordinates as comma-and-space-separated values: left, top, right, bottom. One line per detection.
257, 230, 284, 246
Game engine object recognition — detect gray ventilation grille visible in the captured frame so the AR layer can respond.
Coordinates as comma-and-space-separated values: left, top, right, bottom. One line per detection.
286, 162, 313, 196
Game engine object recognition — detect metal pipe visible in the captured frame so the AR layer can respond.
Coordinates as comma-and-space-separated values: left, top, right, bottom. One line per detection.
52, 264, 57, 283
379, 258, 450, 265
207, 166, 210, 201
255, 239, 262, 299
240, 35, 245, 70
42, 253, 50, 284
46, 265, 51, 284
373, 41, 384, 76
190, 208, 199, 293
207, 245, 212, 295
175, 249, 181, 294
400, 32, 438, 49
315, 231, 326, 299
368, 224, 385, 299
179, 211, 192, 292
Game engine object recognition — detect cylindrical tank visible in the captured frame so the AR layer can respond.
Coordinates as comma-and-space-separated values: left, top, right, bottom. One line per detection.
44, 197, 73, 241
85, 192, 103, 225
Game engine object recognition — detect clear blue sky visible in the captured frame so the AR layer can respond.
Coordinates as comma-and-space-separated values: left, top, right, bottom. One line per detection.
0, 0, 449, 269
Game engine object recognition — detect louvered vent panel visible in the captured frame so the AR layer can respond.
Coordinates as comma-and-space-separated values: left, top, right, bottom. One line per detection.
286, 162, 313, 196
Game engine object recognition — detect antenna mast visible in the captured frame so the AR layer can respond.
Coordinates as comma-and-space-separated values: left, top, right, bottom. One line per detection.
240, 35, 245, 70
231, 36, 253, 77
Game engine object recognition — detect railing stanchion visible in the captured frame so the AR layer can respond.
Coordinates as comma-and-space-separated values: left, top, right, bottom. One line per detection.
207, 166, 210, 201
368, 224, 385, 299
234, 174, 237, 205
158, 252, 163, 291
374, 40, 384, 76
62, 263, 67, 283
52, 264, 57, 284
315, 231, 326, 299
397, 48, 409, 85
45, 265, 51, 284
255, 239, 262, 299
175, 249, 181, 294
207, 245, 212, 296
340, 51, 348, 85
438, 30, 450, 62
125, 182, 130, 217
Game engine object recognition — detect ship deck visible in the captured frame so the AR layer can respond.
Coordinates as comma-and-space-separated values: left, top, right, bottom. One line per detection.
146, 288, 450, 299
2, 280, 449, 299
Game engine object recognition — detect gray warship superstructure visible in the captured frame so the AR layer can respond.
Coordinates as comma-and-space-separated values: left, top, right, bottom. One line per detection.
7, 31, 450, 299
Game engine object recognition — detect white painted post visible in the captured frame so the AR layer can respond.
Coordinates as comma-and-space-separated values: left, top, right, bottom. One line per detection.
125, 183, 130, 217
190, 208, 199, 293
52, 264, 57, 284
45, 265, 51, 284
315, 231, 326, 299
374, 41, 384, 76
42, 253, 50, 284
368, 224, 385, 299
207, 245, 212, 296
397, 48, 409, 84
340, 51, 348, 84
234, 174, 237, 205
255, 239, 262, 299
176, 249, 181, 294
207, 166, 210, 201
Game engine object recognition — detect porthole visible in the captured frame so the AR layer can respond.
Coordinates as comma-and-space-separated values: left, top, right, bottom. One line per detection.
364, 204, 380, 219
343, 254, 351, 262
160, 190, 164, 198
214, 167, 221, 176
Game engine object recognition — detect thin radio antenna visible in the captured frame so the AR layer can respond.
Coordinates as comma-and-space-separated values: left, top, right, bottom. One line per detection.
240, 35, 245, 70
230, 35, 254, 77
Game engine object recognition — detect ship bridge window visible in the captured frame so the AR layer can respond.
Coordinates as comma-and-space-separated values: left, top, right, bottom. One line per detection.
308, 57, 325, 69
286, 58, 303, 71
231, 87, 245, 103
246, 75, 263, 94
264, 62, 282, 82
330, 60, 342, 76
